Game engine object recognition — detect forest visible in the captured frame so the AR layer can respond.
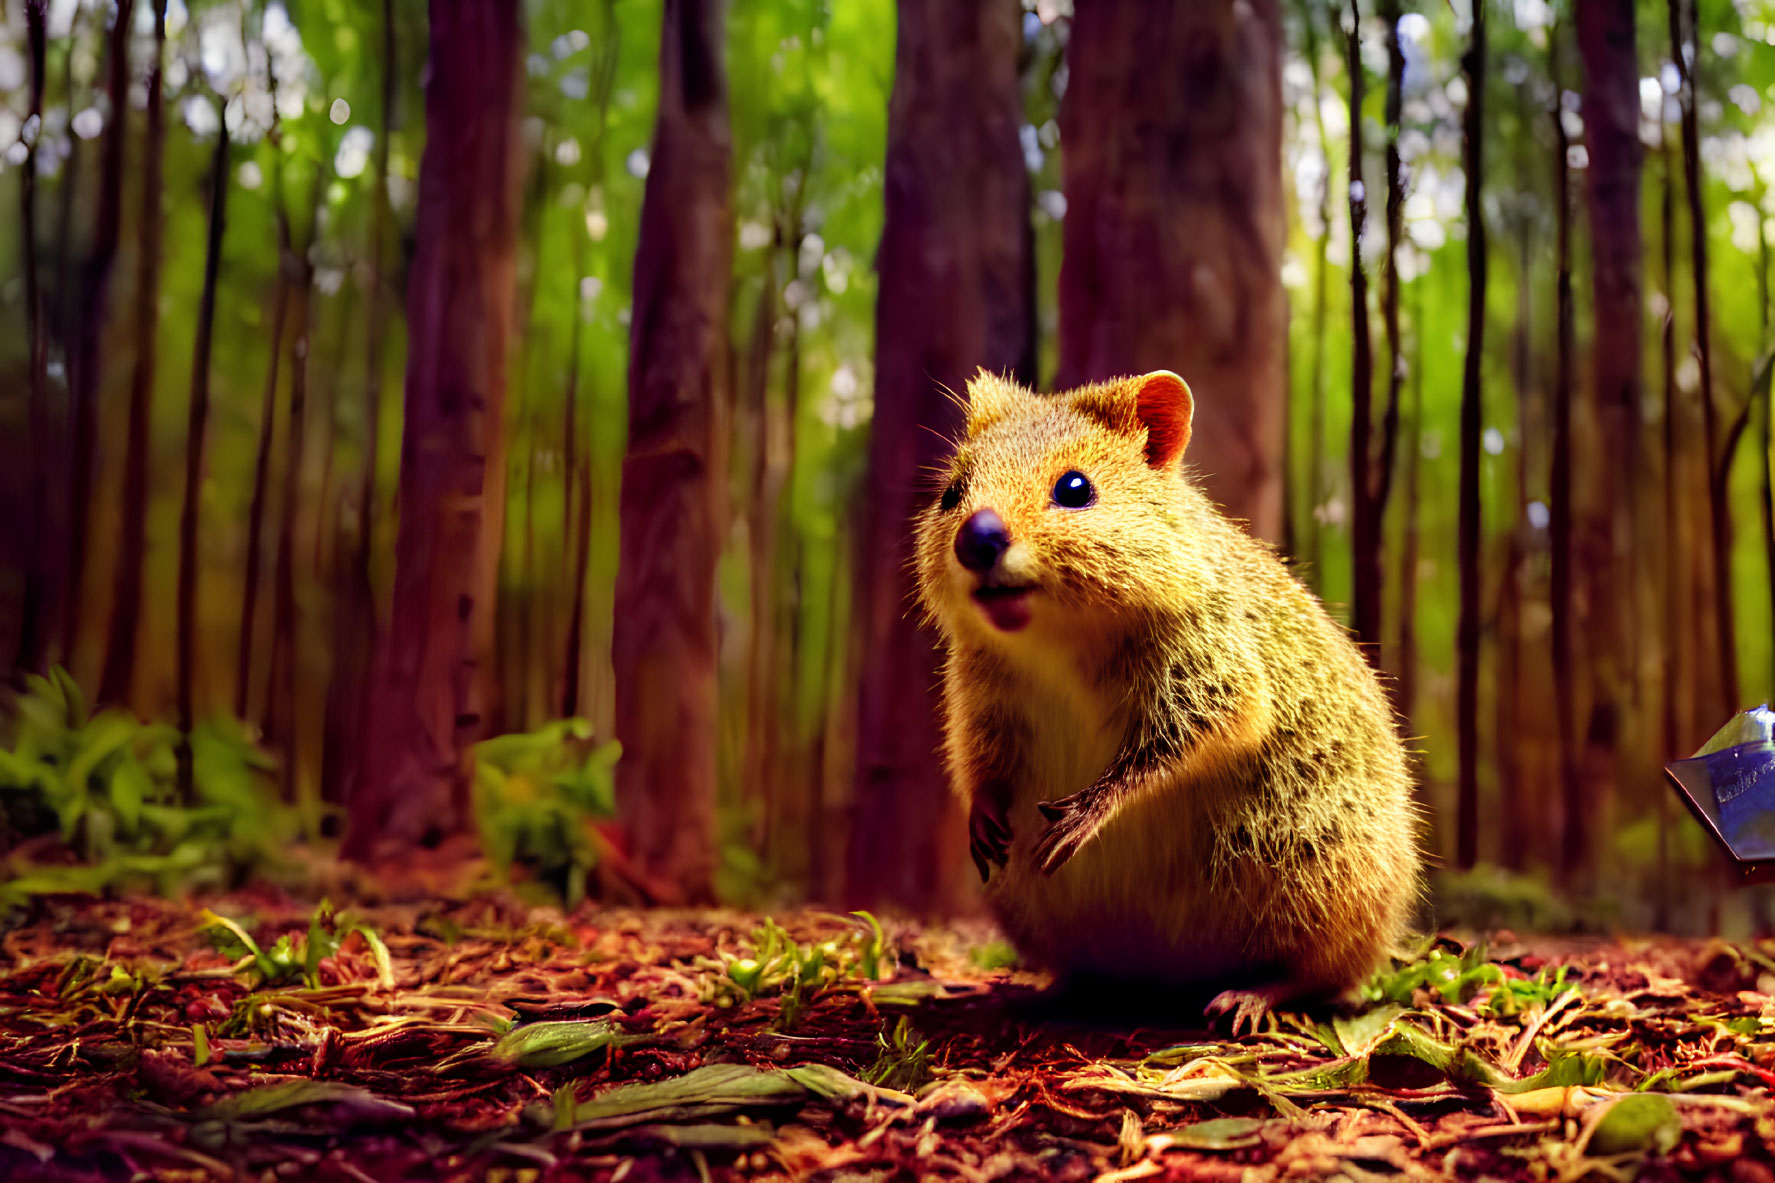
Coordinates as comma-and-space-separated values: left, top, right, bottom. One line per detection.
5, 0, 1773, 926
9, 0, 1775, 1177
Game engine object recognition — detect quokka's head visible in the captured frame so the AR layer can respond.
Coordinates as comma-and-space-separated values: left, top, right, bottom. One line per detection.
913, 369, 1202, 650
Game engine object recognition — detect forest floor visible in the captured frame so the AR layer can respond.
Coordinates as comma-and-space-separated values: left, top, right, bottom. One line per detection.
2, 884, 1775, 1183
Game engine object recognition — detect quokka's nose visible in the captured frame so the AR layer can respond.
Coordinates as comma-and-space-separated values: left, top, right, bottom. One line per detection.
955, 508, 1011, 573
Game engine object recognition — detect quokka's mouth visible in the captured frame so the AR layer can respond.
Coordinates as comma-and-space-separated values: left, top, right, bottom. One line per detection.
971, 584, 1034, 632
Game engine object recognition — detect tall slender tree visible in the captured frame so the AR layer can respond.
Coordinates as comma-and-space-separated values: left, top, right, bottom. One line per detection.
63, 0, 136, 667
1574, 0, 1642, 876
609, 0, 733, 899
348, 0, 524, 858
1660, 130, 1683, 926
1549, 29, 1580, 880
1350, 0, 1407, 658
175, 103, 231, 799
237, 170, 292, 721
1669, 0, 1737, 719
1346, 0, 1376, 644
1295, 0, 1334, 590
100, 0, 169, 706
846, 0, 1033, 913
15, 0, 50, 675
1055, 0, 1285, 540
1456, 0, 1487, 870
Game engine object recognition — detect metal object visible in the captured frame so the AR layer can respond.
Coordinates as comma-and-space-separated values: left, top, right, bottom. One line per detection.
1665, 704, 1775, 884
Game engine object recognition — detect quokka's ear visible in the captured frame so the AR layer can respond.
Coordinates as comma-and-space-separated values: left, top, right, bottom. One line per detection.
964, 368, 1025, 435
1134, 370, 1193, 469
1069, 370, 1194, 469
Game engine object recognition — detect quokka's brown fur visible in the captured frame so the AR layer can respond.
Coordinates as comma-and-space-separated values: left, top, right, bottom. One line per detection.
913, 369, 1422, 1014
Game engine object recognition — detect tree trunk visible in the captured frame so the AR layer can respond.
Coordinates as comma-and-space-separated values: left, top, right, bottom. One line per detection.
1574, 0, 1641, 882
64, 0, 136, 666
348, 0, 523, 859
1055, 0, 1285, 540
1346, 0, 1377, 650
1659, 131, 1681, 928
99, 0, 168, 707
845, 0, 1032, 913
610, 0, 734, 900
562, 244, 593, 719
1456, 0, 1488, 871
1549, 36, 1581, 882
237, 196, 292, 721
15, 0, 49, 675
174, 108, 230, 800
1298, 0, 1333, 591
265, 167, 324, 796
1396, 286, 1423, 738
1670, 0, 1738, 718
321, 0, 397, 805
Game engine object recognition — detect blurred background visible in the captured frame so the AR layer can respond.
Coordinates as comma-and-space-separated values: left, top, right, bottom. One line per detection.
0, 0, 1772, 935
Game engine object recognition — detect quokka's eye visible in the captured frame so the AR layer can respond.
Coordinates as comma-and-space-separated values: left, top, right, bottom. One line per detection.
1052, 470, 1095, 509
940, 479, 963, 512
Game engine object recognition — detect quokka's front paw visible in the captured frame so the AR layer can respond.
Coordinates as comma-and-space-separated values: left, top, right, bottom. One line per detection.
969, 793, 1012, 884
1033, 788, 1109, 875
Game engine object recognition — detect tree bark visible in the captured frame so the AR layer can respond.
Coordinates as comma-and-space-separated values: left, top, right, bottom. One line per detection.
1055, 0, 1285, 540
100, 0, 169, 707
14, 0, 49, 675
1396, 287, 1423, 738
265, 167, 324, 795
845, 0, 1032, 913
348, 0, 523, 858
1549, 34, 1581, 881
237, 190, 292, 722
1574, 0, 1641, 881
175, 108, 230, 800
1670, 0, 1738, 718
1296, 0, 1333, 591
64, 0, 135, 665
1346, 0, 1377, 649
1456, 0, 1487, 871
561, 243, 593, 718
609, 0, 732, 899
1659, 131, 1681, 928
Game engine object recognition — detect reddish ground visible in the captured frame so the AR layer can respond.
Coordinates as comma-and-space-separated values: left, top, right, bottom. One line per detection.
2, 890, 1774, 1181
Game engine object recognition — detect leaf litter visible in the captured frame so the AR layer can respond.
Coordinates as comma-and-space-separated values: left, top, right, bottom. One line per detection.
1, 897, 1774, 1180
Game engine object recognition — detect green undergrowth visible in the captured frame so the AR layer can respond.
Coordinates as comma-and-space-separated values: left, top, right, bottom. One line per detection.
0, 668, 636, 911
695, 911, 892, 1028
0, 668, 296, 908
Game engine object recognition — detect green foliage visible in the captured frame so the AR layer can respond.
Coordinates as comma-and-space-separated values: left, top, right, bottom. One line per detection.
863, 1015, 932, 1094
202, 900, 392, 991
471, 718, 620, 907
697, 911, 890, 1028
489, 1019, 629, 1070
1361, 940, 1503, 1006
1586, 1094, 1683, 1157
968, 940, 1020, 972
0, 669, 293, 905
1484, 963, 1578, 1018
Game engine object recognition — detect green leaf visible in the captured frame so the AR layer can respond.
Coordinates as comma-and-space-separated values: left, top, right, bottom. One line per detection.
785, 1062, 881, 1101
1332, 1003, 1405, 1056
110, 758, 151, 834
489, 1019, 627, 1069
585, 1122, 779, 1151
573, 1063, 809, 1127
65, 712, 140, 792
51, 666, 88, 728
201, 1079, 416, 1123
1166, 1117, 1267, 1151
1587, 1094, 1681, 1157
